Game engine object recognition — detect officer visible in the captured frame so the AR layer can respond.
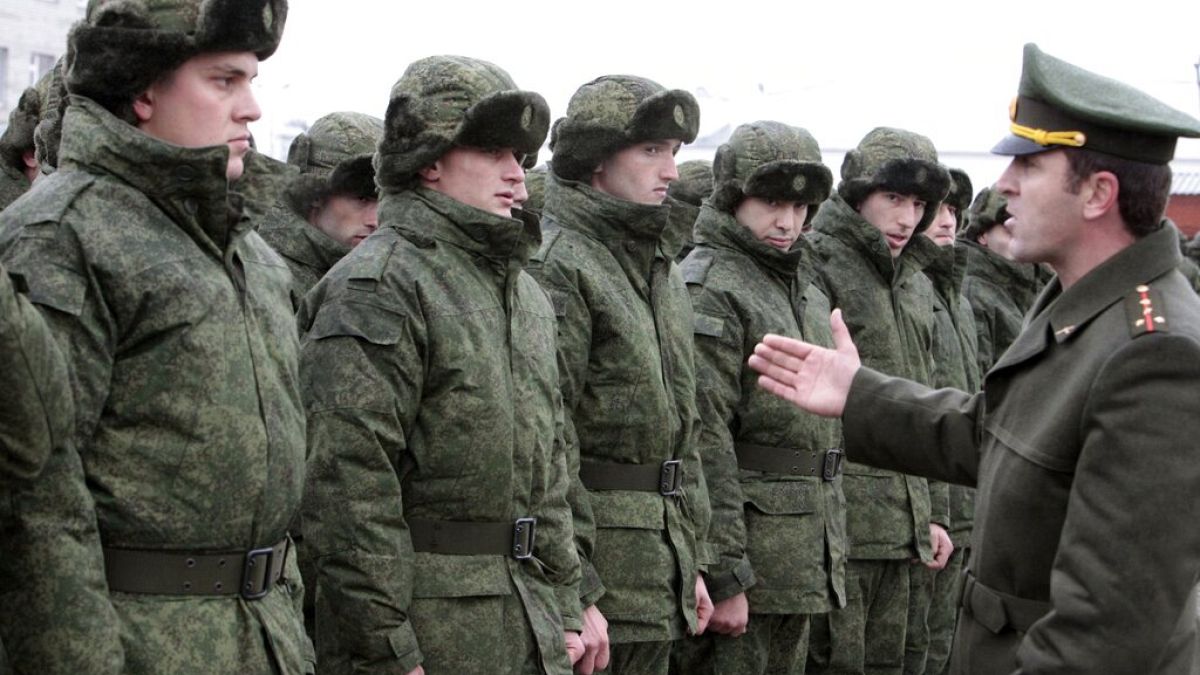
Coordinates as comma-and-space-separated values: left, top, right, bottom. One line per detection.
0, 1, 312, 673
916, 168, 980, 675
803, 127, 951, 675
298, 55, 584, 675
674, 121, 846, 675
257, 111, 383, 296
529, 74, 711, 675
958, 187, 1043, 373
750, 43, 1200, 674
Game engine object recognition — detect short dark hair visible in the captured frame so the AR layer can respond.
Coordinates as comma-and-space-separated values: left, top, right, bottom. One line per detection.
1063, 148, 1172, 237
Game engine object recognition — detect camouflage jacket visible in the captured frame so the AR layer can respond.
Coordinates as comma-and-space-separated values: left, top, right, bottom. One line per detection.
960, 241, 1040, 373
0, 98, 310, 675
298, 188, 581, 674
256, 201, 349, 299
528, 175, 705, 643
808, 193, 938, 561
0, 258, 120, 675
924, 244, 981, 546
0, 163, 30, 213
681, 205, 847, 615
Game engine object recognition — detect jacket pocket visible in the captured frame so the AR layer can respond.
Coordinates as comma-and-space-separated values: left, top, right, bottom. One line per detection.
306, 300, 405, 345
743, 480, 815, 515
410, 552, 512, 599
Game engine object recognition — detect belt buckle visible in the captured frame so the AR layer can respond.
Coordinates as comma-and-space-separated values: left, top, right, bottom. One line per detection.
241, 546, 276, 600
659, 459, 683, 496
512, 517, 537, 560
822, 448, 844, 481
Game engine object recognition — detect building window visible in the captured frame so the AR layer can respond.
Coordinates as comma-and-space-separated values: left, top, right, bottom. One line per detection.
30, 53, 56, 86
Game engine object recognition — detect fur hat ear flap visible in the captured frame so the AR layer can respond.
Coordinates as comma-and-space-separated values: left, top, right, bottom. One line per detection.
328, 156, 378, 200
375, 93, 445, 192
708, 142, 743, 213
548, 123, 624, 182
286, 132, 311, 170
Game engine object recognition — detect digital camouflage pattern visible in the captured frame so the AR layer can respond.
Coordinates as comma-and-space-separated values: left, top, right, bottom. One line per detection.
836, 128, 950, 233
548, 75, 700, 183
522, 165, 548, 217
0, 98, 311, 675
920, 240, 982, 675
0, 87, 40, 210
807, 186, 940, 674
960, 242, 1040, 374
664, 159, 712, 261
298, 187, 580, 675
528, 173, 705, 645
257, 112, 382, 297
374, 55, 549, 192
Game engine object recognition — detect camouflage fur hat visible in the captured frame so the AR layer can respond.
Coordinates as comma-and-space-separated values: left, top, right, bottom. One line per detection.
710, 121, 832, 224
943, 168, 973, 230
668, 159, 713, 207
549, 75, 700, 182
67, 0, 287, 122
838, 127, 950, 232
375, 55, 550, 192
34, 58, 68, 173
0, 87, 41, 171
285, 111, 383, 214
961, 186, 1009, 241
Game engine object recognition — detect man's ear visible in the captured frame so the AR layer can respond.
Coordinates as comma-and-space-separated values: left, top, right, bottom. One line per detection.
1081, 170, 1119, 221
418, 161, 440, 183
132, 88, 156, 125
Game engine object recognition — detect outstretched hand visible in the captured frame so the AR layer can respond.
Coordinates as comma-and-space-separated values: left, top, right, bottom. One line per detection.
748, 309, 862, 418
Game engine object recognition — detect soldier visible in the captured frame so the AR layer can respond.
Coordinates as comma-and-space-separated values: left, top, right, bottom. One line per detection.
959, 187, 1042, 373
916, 169, 980, 675
674, 121, 846, 675
751, 43, 1200, 674
665, 159, 713, 260
0, 86, 42, 209
528, 75, 711, 675
257, 111, 383, 297
0, 1, 313, 673
803, 127, 952, 675
298, 55, 584, 675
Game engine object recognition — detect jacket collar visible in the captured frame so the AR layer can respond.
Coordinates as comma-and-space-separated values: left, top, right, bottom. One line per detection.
992, 222, 1182, 372
692, 203, 812, 280
543, 173, 671, 245
58, 96, 247, 257
381, 187, 541, 266
813, 193, 935, 284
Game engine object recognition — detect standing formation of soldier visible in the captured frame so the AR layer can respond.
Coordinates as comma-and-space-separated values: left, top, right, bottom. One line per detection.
2, 2, 1200, 675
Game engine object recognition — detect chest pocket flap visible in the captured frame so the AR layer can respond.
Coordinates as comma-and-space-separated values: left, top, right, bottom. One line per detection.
307, 299, 405, 346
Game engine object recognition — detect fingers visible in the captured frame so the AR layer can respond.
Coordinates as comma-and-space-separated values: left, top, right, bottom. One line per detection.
760, 333, 818, 361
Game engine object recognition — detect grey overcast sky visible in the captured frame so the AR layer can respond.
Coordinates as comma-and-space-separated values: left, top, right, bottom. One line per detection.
250, 0, 1200, 187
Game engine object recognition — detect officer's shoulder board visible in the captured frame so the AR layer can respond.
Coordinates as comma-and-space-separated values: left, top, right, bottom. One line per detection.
1124, 283, 1169, 337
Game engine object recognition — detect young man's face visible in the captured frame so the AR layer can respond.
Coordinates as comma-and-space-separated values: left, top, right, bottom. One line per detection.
924, 203, 958, 247
735, 197, 808, 251
133, 51, 261, 181
591, 139, 682, 205
309, 193, 379, 247
420, 146, 525, 217
995, 149, 1081, 265
977, 222, 1015, 260
858, 191, 926, 258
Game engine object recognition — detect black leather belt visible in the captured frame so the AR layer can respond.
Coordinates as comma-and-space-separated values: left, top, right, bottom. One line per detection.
961, 571, 1050, 634
104, 538, 289, 600
578, 459, 683, 496
735, 443, 844, 481
408, 517, 537, 560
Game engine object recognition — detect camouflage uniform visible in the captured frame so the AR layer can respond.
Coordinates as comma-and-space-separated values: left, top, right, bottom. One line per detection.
0, 2, 313, 673
675, 122, 846, 675
917, 170, 980, 675
257, 112, 383, 297
299, 56, 581, 675
958, 187, 1040, 374
522, 165, 548, 218
664, 159, 712, 261
805, 128, 950, 675
530, 75, 705, 674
